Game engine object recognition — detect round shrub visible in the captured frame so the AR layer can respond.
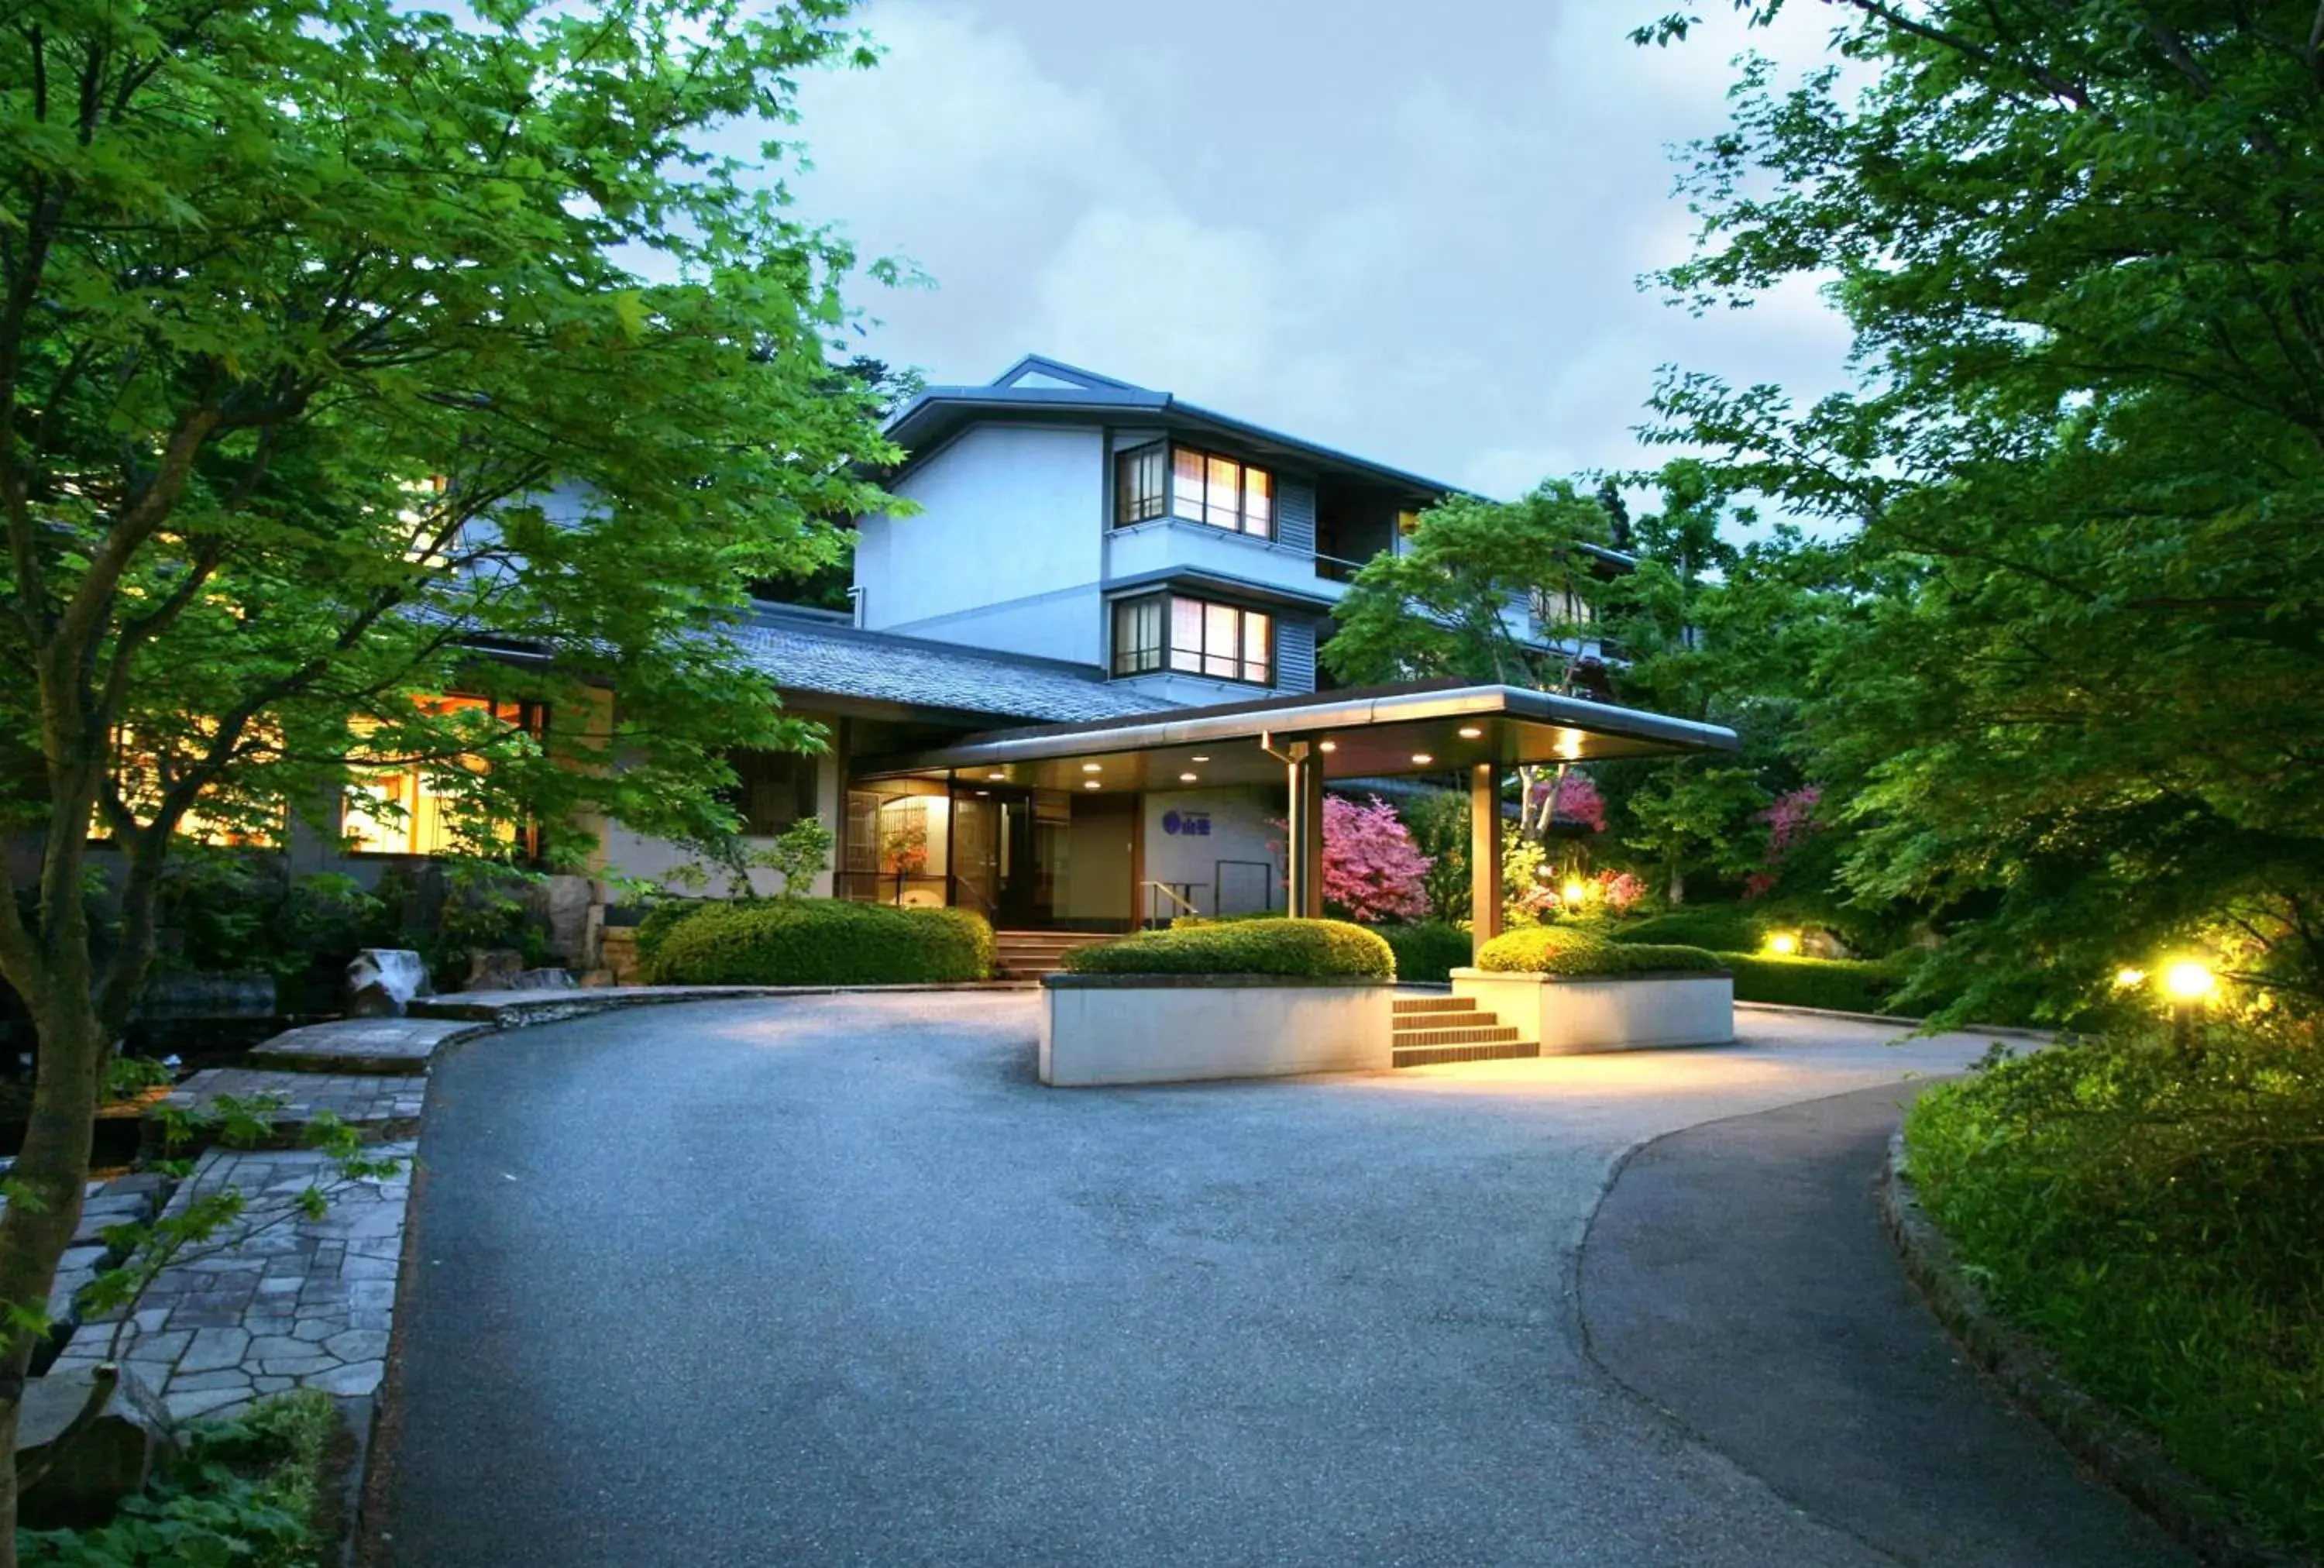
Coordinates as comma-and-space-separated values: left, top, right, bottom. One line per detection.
1477, 924, 1724, 977
645, 899, 994, 985
1371, 922, 1472, 984
1606, 906, 1766, 953
633, 899, 710, 969
1064, 917, 1393, 980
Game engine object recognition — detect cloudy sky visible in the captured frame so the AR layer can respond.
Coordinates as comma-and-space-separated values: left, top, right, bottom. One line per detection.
779, 1, 1860, 502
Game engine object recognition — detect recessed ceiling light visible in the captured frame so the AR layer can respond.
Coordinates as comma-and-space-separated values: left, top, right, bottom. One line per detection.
1180, 772, 1198, 783
1458, 726, 1483, 739
1190, 755, 1209, 762
987, 770, 1005, 779
975, 789, 990, 796
1081, 762, 1102, 773
1083, 779, 1102, 790
1318, 741, 1337, 753
1411, 752, 1434, 765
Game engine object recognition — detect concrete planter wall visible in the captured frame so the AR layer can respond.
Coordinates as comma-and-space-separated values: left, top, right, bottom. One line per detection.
1449, 968, 1734, 1054
1040, 975, 1394, 1087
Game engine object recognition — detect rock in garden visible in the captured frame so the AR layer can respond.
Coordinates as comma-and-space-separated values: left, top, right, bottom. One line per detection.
510, 968, 577, 990
346, 949, 431, 1018
16, 1364, 177, 1529
462, 948, 524, 991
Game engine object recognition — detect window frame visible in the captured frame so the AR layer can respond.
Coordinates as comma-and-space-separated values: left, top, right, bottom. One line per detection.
1111, 592, 1274, 686
1112, 442, 1275, 539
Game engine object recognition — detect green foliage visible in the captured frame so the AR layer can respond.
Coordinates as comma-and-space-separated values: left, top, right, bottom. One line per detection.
1064, 919, 1394, 980
762, 819, 836, 899
1906, 1028, 2324, 1552
1322, 483, 1611, 689
1716, 953, 1906, 1014
644, 900, 993, 986
1370, 923, 1472, 984
632, 900, 710, 970
1476, 925, 1724, 977
1398, 792, 1473, 927
1608, 906, 1767, 953
20, 1390, 335, 1566
1648, 5, 2324, 1019
150, 854, 380, 983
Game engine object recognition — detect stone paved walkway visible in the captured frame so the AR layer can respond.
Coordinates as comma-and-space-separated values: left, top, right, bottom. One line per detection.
157, 1068, 425, 1146
249, 1018, 483, 1074
49, 1143, 414, 1423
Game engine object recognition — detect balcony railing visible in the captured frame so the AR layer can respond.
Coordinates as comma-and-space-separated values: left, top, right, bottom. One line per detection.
1314, 552, 1369, 584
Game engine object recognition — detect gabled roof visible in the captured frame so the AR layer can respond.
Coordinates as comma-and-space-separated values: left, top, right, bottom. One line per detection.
883, 356, 1468, 504
734, 605, 1179, 725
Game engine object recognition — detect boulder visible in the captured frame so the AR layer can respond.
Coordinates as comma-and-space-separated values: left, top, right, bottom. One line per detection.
345, 949, 431, 1018
510, 968, 576, 991
16, 1364, 177, 1529
462, 948, 524, 992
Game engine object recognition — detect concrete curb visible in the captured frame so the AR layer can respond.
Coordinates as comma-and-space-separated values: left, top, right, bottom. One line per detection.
407, 978, 1037, 1027
1737, 999, 2057, 1042
1877, 1133, 2306, 1567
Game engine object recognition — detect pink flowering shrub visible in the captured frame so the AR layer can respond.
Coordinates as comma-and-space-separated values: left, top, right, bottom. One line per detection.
1743, 786, 1824, 900
1322, 795, 1433, 923
1528, 771, 1607, 833
1597, 869, 1648, 916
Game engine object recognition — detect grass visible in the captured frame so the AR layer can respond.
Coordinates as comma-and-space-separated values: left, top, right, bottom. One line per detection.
21, 1388, 339, 1566
1904, 1026, 2324, 1553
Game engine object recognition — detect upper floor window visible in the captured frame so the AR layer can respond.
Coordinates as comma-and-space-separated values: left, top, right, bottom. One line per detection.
342, 694, 544, 856
1112, 593, 1274, 685
1112, 442, 1274, 538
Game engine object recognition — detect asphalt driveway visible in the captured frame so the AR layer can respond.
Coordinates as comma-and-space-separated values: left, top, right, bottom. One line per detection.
375, 994, 2178, 1567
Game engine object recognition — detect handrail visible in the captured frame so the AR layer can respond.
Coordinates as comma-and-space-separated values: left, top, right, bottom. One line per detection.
1139, 879, 1200, 917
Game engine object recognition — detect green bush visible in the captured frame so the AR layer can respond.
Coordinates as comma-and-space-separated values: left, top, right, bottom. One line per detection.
1906, 1029, 2324, 1553
1717, 952, 1907, 1013
1064, 918, 1393, 979
632, 899, 710, 968
645, 899, 993, 985
1370, 923, 1472, 984
1477, 925, 1724, 977
22, 1390, 334, 1566
1607, 906, 1768, 953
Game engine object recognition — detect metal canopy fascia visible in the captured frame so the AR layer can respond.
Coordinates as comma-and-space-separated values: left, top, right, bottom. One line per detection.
852, 683, 1738, 793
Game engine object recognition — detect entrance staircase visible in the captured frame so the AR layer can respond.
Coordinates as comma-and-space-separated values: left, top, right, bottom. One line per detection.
995, 930, 1121, 978
1392, 994, 1537, 1068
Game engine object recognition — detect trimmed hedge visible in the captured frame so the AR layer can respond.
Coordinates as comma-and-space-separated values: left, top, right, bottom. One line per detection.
1607, 906, 1767, 952
1717, 952, 1906, 1013
644, 899, 994, 985
1477, 924, 1724, 978
1064, 918, 1394, 980
1371, 923, 1471, 984
634, 899, 709, 968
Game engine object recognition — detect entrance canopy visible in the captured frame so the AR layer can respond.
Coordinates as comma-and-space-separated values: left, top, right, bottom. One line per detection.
854, 679, 1738, 793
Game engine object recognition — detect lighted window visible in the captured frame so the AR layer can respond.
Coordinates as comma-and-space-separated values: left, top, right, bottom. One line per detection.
723, 749, 819, 836
1114, 443, 1167, 524
108, 724, 284, 847
342, 695, 541, 856
1112, 593, 1270, 684
1128, 444, 1272, 538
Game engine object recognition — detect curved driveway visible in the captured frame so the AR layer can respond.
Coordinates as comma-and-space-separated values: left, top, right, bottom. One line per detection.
377, 994, 2176, 1566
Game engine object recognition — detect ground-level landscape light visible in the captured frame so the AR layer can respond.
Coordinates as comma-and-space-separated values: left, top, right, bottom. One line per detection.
1561, 879, 1587, 904
2114, 966, 2147, 988
2162, 958, 2216, 1053
1765, 932, 1800, 956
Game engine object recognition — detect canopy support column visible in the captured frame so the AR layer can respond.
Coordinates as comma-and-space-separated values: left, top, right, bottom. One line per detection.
1285, 741, 1325, 919
1470, 762, 1503, 961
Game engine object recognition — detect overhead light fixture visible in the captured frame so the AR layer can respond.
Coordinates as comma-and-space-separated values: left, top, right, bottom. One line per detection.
1458, 726, 1483, 740
1180, 772, 1198, 783
1411, 752, 1434, 766
1318, 741, 1337, 754
987, 770, 1005, 779
1081, 762, 1102, 773
974, 789, 990, 797
1191, 755, 1210, 762
1083, 780, 1102, 790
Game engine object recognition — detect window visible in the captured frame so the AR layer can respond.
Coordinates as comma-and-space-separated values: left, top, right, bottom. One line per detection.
1112, 443, 1274, 537
1112, 593, 1271, 684
1115, 442, 1167, 524
724, 749, 819, 836
1528, 586, 1596, 628
342, 694, 541, 856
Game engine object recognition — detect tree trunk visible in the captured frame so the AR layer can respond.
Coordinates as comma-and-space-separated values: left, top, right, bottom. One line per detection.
0, 995, 107, 1568
1666, 863, 1686, 907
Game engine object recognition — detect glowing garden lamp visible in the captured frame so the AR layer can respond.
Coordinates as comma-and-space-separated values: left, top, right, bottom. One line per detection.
2161, 958, 2216, 1053
1561, 879, 1588, 906
1765, 932, 1800, 957
2113, 967, 2147, 989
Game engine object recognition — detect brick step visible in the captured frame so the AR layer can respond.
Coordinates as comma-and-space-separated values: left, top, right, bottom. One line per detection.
994, 931, 1122, 977
1392, 995, 1477, 1016
1391, 1024, 1522, 1049
1394, 1040, 1542, 1068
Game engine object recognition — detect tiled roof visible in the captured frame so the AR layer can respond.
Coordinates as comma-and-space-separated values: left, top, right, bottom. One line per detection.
733, 610, 1177, 724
